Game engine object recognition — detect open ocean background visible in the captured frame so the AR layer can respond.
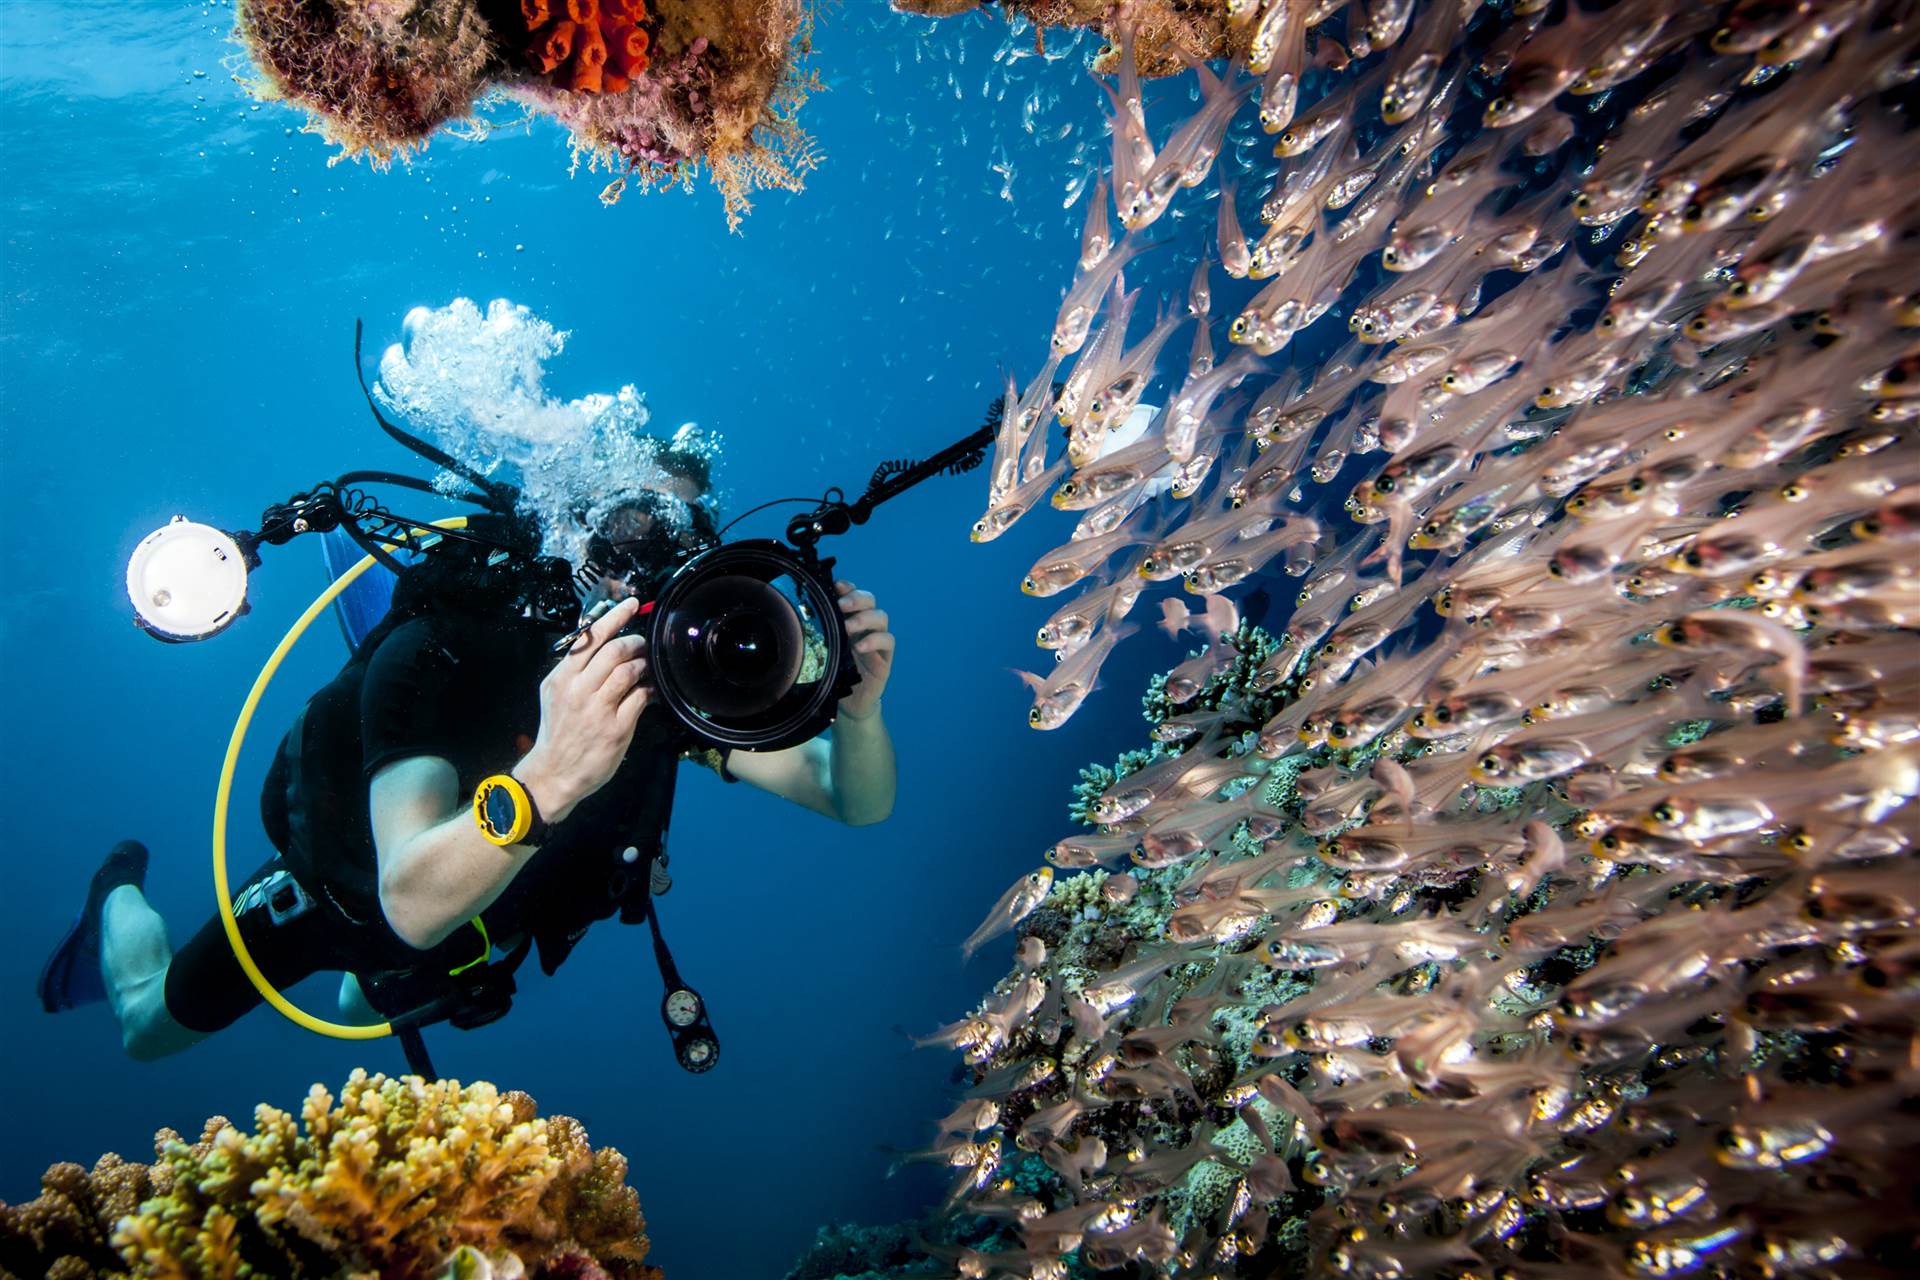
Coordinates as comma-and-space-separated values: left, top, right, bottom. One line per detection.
0, 5, 1235, 1276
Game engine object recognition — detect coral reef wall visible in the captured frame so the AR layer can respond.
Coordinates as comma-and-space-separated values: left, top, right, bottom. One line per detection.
900, 0, 1920, 1276
233, 0, 820, 227
0, 1070, 660, 1280
896, 0, 1244, 77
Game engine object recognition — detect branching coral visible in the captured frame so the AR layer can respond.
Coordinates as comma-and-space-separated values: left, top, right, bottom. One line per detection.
0, 1071, 659, 1280
232, 0, 819, 226
0, 1155, 155, 1280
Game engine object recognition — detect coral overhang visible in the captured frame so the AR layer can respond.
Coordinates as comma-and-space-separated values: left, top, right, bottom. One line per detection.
233, 0, 817, 227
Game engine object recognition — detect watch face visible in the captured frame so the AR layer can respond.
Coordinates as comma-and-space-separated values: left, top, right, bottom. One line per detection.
665, 989, 701, 1027
487, 782, 526, 840
484, 786, 518, 837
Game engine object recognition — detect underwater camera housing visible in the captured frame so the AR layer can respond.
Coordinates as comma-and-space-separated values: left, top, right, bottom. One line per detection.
638, 539, 856, 752
589, 414, 996, 747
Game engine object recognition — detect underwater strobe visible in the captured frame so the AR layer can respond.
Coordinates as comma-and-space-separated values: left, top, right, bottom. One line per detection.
122, 319, 997, 1062
126, 518, 254, 643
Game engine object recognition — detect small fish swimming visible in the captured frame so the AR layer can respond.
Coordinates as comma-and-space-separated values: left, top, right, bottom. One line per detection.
946, 8, 1920, 1276
961, 867, 1054, 962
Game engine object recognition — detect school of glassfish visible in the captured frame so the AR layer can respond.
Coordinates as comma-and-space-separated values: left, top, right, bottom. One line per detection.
929, 0, 1920, 1276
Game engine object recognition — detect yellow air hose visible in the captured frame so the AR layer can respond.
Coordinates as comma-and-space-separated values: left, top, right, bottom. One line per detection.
212, 516, 469, 1039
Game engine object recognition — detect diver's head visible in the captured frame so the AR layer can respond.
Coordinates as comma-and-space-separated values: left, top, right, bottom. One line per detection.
580, 484, 718, 606
568, 424, 724, 606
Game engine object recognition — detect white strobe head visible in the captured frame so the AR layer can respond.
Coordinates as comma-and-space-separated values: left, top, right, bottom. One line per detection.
126, 517, 250, 642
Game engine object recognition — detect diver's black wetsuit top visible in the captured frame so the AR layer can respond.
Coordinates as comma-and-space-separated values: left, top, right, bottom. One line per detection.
164, 613, 733, 1034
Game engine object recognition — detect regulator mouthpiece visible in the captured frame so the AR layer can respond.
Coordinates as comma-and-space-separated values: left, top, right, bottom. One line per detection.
127, 517, 252, 643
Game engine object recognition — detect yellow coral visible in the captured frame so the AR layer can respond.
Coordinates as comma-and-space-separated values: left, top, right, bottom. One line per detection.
0, 1071, 658, 1280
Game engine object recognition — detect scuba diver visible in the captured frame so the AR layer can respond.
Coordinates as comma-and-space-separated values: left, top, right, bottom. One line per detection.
38, 435, 899, 1070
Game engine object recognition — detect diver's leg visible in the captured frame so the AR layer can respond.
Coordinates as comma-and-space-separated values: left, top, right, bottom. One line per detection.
157, 858, 336, 1052
338, 973, 380, 1023
100, 886, 204, 1061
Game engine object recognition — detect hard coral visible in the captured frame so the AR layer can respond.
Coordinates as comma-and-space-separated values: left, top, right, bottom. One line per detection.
0, 1071, 660, 1280
236, 0, 500, 165
0, 1155, 154, 1280
515, 0, 654, 94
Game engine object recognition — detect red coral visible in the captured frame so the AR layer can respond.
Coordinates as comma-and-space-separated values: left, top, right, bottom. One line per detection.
520, 0, 651, 95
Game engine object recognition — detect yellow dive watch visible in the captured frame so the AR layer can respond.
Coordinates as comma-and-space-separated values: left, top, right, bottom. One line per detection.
473, 773, 549, 848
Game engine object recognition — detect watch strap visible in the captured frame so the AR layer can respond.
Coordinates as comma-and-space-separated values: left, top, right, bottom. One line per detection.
474, 773, 548, 848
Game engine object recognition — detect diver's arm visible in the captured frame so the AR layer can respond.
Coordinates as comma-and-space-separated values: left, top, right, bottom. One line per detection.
724, 579, 897, 825
725, 703, 896, 826
369, 597, 652, 950
827, 699, 897, 825
369, 756, 541, 949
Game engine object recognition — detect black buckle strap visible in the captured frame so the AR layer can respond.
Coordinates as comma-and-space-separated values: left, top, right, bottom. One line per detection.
375, 936, 533, 1078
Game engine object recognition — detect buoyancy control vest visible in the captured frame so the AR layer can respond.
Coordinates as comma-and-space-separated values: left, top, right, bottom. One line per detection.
257, 518, 699, 1049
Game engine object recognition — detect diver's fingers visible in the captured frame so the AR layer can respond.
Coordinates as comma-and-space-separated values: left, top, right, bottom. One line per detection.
567, 596, 641, 667
837, 587, 876, 613
845, 608, 890, 637
601, 653, 650, 703
615, 679, 651, 727
854, 631, 895, 657
585, 633, 648, 691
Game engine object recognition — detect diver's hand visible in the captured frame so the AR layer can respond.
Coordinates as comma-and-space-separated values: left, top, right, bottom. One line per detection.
836, 580, 894, 720
518, 596, 652, 823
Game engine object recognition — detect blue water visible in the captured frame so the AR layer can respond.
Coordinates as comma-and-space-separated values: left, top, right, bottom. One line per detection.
0, 5, 1222, 1276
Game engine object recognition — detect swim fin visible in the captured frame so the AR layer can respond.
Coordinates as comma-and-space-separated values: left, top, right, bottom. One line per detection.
321, 526, 399, 653
38, 839, 149, 1014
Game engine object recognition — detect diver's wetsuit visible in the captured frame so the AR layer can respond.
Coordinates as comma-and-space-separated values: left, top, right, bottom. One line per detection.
163, 612, 733, 1034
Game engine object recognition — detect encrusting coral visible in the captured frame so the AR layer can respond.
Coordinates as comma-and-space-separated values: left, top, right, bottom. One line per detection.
0, 1070, 660, 1280
528, 0, 823, 230
233, 0, 819, 228
235, 0, 501, 164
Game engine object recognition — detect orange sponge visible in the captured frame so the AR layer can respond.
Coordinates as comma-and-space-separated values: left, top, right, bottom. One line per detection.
522, 0, 649, 94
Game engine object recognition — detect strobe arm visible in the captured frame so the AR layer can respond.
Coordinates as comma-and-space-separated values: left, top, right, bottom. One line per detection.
785, 420, 995, 552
